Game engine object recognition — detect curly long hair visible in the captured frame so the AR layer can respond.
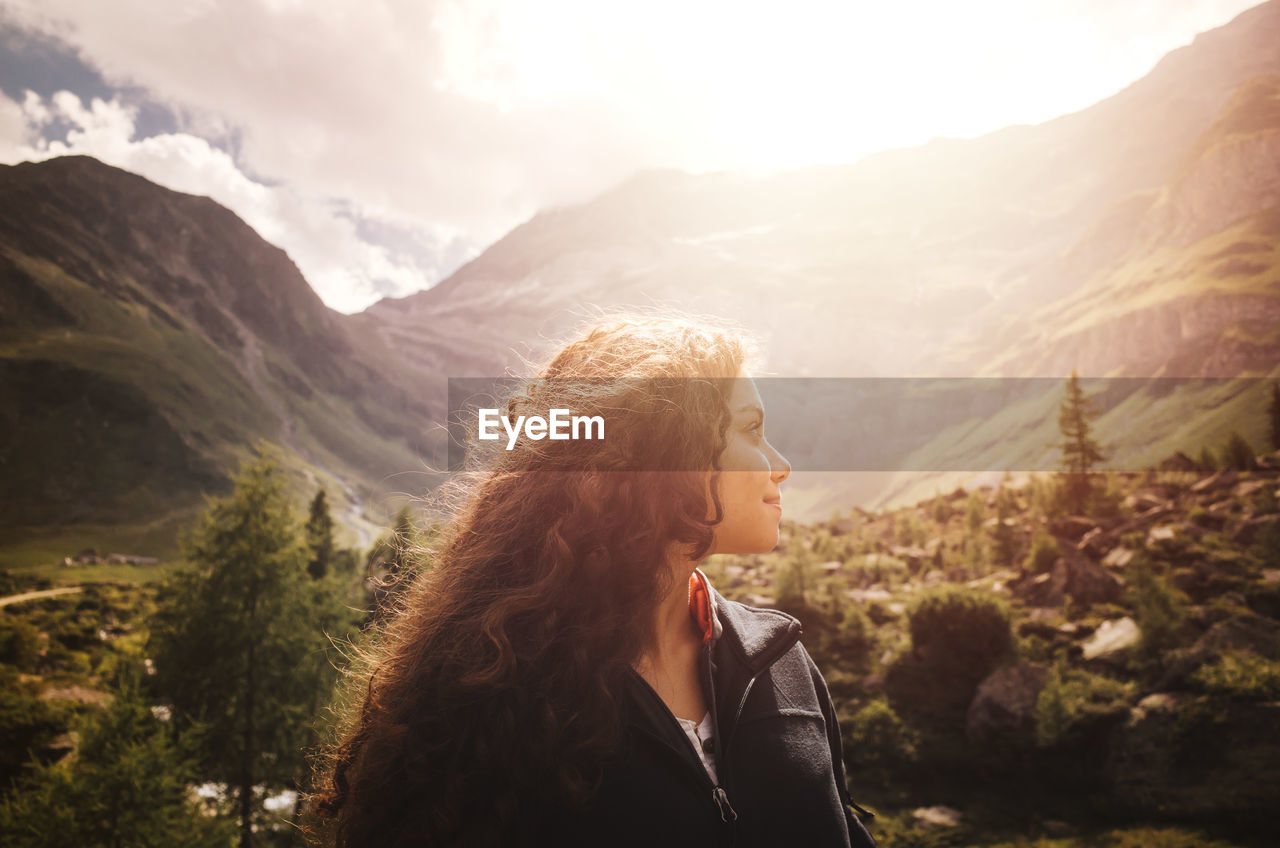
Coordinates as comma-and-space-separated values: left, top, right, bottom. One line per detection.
311, 315, 751, 846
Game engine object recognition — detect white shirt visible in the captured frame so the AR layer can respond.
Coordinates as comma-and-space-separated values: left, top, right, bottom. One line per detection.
676, 711, 718, 785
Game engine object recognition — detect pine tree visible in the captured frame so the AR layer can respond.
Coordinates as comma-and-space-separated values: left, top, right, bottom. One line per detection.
148, 447, 350, 847
992, 482, 1019, 568
1056, 370, 1106, 514
1221, 431, 1257, 471
305, 488, 335, 580
0, 678, 232, 848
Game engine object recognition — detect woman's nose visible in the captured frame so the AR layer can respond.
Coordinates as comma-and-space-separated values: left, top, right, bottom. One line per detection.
771, 445, 791, 483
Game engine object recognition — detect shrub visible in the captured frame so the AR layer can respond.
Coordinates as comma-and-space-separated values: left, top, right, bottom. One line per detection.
907, 585, 1014, 676
843, 699, 918, 772
1190, 650, 1280, 700
0, 618, 41, 672
1126, 558, 1189, 661
1034, 664, 1134, 747
965, 491, 986, 535
1024, 532, 1060, 575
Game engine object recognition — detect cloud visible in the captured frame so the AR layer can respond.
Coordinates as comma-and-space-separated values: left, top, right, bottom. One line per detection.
0, 88, 463, 312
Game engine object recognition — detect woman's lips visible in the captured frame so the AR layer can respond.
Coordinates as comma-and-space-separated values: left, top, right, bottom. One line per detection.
764, 496, 781, 512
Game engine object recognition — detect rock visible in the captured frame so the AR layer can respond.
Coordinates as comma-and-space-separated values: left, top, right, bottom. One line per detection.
1014, 552, 1124, 608
1102, 546, 1135, 569
1129, 691, 1182, 723
1042, 820, 1076, 837
1158, 451, 1199, 472
40, 730, 78, 762
1231, 514, 1279, 546
1124, 492, 1172, 512
1082, 617, 1141, 661
1077, 526, 1116, 557
1189, 509, 1227, 531
1018, 618, 1059, 640
1147, 523, 1201, 547
1190, 471, 1238, 495
1114, 504, 1177, 536
1194, 612, 1280, 656
1048, 516, 1098, 543
1234, 479, 1269, 499
912, 806, 963, 828
40, 685, 111, 706
1207, 499, 1239, 517
966, 662, 1050, 743
889, 545, 928, 567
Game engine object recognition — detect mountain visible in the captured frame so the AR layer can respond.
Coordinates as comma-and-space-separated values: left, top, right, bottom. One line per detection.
365, 1, 1280, 383
357, 2, 1280, 515
0, 156, 444, 548
4, 3, 1280, 550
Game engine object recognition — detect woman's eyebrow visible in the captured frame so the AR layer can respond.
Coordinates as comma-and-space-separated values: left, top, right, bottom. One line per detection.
733, 404, 764, 418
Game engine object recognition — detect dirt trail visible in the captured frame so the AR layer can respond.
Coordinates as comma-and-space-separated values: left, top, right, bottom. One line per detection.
0, 586, 84, 608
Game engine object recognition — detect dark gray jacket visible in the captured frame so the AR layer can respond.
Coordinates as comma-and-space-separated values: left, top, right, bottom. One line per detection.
550, 583, 878, 847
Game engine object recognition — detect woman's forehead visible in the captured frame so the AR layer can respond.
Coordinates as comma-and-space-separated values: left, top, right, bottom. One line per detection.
726, 377, 763, 412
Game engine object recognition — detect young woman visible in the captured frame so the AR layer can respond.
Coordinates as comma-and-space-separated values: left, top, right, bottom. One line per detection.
312, 315, 876, 847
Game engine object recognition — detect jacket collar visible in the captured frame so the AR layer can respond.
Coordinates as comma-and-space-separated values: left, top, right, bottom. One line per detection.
690, 568, 801, 675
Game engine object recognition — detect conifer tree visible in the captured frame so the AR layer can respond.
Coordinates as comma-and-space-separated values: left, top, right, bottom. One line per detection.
305, 488, 335, 580
148, 447, 349, 847
992, 480, 1019, 568
1056, 370, 1106, 514
1222, 431, 1257, 471
0, 678, 232, 848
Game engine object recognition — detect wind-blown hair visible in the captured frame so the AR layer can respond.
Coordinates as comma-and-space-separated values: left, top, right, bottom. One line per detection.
311, 315, 751, 846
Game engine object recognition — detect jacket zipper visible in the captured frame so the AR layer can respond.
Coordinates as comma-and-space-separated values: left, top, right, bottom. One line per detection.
629, 670, 733, 821
630, 618, 803, 837
700, 641, 737, 824
704, 620, 802, 832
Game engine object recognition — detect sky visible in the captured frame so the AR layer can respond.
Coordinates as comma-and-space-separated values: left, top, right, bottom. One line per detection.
0, 0, 1265, 314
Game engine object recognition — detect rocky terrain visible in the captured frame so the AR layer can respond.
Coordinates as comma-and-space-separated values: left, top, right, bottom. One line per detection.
702, 456, 1280, 845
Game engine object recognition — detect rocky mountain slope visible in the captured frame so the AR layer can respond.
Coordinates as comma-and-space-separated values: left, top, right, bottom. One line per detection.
5, 4, 1280, 547
366, 1, 1280, 382
0, 157, 443, 541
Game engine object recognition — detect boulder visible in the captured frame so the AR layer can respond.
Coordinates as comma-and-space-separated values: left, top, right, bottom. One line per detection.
1231, 514, 1280, 547
1048, 516, 1099, 543
912, 806, 963, 828
1113, 504, 1177, 536
1124, 491, 1172, 512
1194, 612, 1280, 656
1158, 451, 1199, 472
1234, 479, 1270, 499
966, 662, 1050, 743
1077, 527, 1116, 557
1190, 471, 1238, 495
1081, 617, 1141, 661
1014, 552, 1123, 608
1102, 546, 1135, 570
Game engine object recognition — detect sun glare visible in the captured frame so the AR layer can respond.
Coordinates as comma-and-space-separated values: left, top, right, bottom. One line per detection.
429, 0, 1254, 171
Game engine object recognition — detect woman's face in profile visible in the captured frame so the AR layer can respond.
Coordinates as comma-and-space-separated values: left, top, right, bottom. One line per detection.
706, 376, 791, 555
